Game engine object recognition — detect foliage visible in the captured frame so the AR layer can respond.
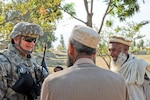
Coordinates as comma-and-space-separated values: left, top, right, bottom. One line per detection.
102, 20, 149, 52
61, 0, 145, 33
137, 39, 144, 49
113, 21, 148, 37
60, 34, 66, 50
56, 34, 66, 51
97, 43, 111, 68
60, 0, 148, 68
60, 2, 76, 16
38, 25, 57, 49
0, 0, 64, 50
107, 0, 140, 21
147, 49, 150, 55
56, 44, 65, 51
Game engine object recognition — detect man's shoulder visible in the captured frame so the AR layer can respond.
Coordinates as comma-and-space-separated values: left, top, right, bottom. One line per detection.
0, 49, 17, 64
45, 67, 74, 81
128, 55, 149, 67
95, 66, 125, 81
48, 66, 123, 80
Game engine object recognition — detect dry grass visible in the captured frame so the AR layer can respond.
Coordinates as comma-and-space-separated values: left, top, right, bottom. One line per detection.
48, 55, 150, 73
96, 56, 109, 69
96, 54, 150, 69
135, 55, 150, 62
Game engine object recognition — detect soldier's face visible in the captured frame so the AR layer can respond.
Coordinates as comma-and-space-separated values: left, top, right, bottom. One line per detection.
14, 36, 36, 52
20, 36, 36, 52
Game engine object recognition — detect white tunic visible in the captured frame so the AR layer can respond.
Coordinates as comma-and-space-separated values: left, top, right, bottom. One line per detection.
111, 54, 150, 100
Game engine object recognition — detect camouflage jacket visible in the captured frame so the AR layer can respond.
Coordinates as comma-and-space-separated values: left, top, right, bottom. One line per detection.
0, 44, 48, 100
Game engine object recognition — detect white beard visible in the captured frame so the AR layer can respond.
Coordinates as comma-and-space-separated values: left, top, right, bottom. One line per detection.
110, 52, 127, 72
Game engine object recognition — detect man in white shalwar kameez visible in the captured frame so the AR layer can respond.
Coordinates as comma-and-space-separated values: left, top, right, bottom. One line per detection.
108, 35, 150, 100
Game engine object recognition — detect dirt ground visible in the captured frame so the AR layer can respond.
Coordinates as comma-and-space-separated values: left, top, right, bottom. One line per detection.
49, 55, 150, 73
96, 56, 109, 69
49, 56, 110, 73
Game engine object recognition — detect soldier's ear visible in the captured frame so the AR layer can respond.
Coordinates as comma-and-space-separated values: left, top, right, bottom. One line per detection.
13, 36, 18, 44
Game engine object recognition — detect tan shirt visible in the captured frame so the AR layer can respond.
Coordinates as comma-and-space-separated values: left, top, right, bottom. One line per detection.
41, 58, 129, 100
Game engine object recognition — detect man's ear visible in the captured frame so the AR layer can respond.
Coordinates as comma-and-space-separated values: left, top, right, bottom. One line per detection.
68, 43, 74, 56
92, 53, 96, 58
125, 46, 129, 54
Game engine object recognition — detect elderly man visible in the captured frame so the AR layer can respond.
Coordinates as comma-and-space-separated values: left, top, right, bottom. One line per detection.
108, 35, 150, 100
40, 25, 129, 100
0, 22, 49, 100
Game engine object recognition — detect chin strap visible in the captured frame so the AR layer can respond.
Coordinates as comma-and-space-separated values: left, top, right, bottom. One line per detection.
19, 45, 32, 54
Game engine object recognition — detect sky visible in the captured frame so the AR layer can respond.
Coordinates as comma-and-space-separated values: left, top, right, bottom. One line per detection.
52, 0, 150, 49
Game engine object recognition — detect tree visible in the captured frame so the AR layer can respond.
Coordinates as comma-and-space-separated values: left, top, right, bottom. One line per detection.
60, 34, 66, 50
60, 0, 149, 68
60, 0, 147, 33
0, 0, 64, 50
56, 34, 66, 51
137, 39, 144, 49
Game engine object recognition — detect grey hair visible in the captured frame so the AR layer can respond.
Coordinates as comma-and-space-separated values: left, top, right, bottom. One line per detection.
69, 38, 96, 55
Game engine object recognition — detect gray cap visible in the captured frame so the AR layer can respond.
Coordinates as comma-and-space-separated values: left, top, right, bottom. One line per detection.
10, 22, 43, 39
70, 25, 100, 49
109, 35, 132, 46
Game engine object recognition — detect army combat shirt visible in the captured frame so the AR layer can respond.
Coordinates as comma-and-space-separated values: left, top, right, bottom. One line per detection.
0, 44, 48, 100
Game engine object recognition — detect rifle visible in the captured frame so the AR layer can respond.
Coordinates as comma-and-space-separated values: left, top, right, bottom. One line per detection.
34, 44, 49, 96
41, 44, 49, 74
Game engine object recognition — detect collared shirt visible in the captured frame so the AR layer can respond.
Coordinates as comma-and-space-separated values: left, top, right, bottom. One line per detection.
73, 58, 94, 66
41, 58, 129, 100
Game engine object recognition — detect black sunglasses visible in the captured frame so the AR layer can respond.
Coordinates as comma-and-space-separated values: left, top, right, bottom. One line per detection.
22, 36, 37, 43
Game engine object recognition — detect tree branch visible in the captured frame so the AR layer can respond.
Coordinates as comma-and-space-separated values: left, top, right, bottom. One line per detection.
0, 16, 20, 26
98, 0, 112, 34
59, 5, 86, 24
90, 0, 93, 14
84, 0, 90, 15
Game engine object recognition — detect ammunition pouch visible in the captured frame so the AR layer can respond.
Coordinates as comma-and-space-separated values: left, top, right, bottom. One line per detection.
12, 72, 40, 99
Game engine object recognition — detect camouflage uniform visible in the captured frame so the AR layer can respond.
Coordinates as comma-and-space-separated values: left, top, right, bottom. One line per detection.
0, 22, 49, 100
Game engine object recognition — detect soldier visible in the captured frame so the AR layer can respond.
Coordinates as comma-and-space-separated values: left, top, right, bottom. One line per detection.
0, 22, 49, 100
